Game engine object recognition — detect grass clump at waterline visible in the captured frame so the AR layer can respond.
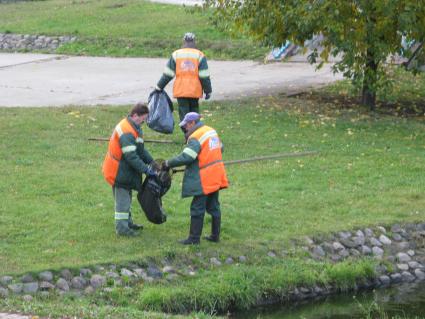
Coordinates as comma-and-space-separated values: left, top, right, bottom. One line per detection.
0, 0, 267, 60
0, 92, 424, 276
0, 257, 376, 318
136, 257, 376, 314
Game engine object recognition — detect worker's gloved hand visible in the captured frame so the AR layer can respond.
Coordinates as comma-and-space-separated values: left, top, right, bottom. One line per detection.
145, 167, 157, 177
204, 92, 211, 100
161, 161, 170, 172
154, 85, 163, 92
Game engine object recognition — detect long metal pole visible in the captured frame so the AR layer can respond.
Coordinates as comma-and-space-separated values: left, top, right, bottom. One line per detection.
88, 137, 179, 144
172, 150, 319, 173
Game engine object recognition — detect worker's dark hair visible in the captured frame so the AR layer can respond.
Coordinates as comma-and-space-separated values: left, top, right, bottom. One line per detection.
130, 103, 149, 116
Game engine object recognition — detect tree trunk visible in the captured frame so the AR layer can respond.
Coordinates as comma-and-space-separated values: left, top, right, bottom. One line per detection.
361, 49, 378, 110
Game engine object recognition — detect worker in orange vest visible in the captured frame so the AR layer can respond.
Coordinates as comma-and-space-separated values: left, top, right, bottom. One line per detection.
162, 112, 228, 245
102, 103, 157, 236
155, 32, 212, 128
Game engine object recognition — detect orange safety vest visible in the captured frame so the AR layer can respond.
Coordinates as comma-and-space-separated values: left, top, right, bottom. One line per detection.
190, 125, 229, 194
102, 118, 139, 186
173, 48, 204, 98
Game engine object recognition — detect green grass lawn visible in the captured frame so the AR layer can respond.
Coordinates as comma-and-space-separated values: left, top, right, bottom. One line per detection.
1, 91, 424, 276
0, 0, 267, 59
1, 77, 425, 316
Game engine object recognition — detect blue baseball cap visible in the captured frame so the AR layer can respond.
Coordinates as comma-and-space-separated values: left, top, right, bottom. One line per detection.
179, 112, 200, 127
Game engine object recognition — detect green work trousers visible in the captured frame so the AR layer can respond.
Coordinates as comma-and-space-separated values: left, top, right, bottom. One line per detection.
190, 191, 221, 218
177, 98, 199, 121
112, 186, 138, 226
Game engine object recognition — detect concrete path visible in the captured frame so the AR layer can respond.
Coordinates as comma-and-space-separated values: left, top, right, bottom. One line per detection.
0, 53, 341, 107
147, 0, 203, 5
0, 313, 34, 319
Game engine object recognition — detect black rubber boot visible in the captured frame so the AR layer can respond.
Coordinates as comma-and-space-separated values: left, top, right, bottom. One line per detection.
128, 212, 143, 230
204, 216, 220, 243
179, 216, 203, 245
115, 220, 139, 237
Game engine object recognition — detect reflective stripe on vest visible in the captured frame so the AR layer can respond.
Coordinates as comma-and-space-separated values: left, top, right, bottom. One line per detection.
189, 126, 229, 194
173, 48, 203, 98
102, 118, 139, 186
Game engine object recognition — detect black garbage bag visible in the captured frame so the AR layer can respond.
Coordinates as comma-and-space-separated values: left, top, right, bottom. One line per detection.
137, 160, 172, 224
147, 90, 174, 134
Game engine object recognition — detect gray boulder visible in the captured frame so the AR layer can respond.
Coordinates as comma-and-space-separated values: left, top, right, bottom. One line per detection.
71, 276, 87, 289
338, 231, 352, 240
392, 233, 403, 241
377, 226, 387, 233
106, 271, 120, 279
39, 281, 55, 291
407, 249, 415, 256
56, 278, 70, 291
339, 249, 350, 258
0, 276, 13, 286
408, 261, 422, 269
397, 264, 409, 271
340, 238, 357, 249
391, 224, 402, 233
38, 271, 53, 282
414, 269, 425, 280
84, 286, 95, 295
8, 283, 23, 294
90, 275, 106, 288
133, 269, 146, 278
396, 242, 410, 251
360, 245, 372, 255
401, 271, 415, 282
147, 266, 163, 279
23, 282, 38, 294
369, 237, 382, 247
120, 268, 134, 277
372, 246, 384, 257
364, 228, 374, 237
379, 275, 391, 285
267, 251, 277, 257
379, 234, 392, 245
349, 248, 361, 257
210, 257, 222, 266
20, 274, 34, 283
390, 273, 402, 283
312, 246, 325, 257
59, 269, 73, 281
396, 252, 411, 263
332, 241, 345, 251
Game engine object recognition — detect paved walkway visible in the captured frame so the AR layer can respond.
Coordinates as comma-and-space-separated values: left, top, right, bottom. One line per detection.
147, 0, 203, 5
0, 313, 34, 319
0, 53, 341, 107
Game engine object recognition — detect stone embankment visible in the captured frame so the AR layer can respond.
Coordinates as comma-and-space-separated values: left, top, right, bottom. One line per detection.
0, 34, 76, 52
0, 222, 424, 306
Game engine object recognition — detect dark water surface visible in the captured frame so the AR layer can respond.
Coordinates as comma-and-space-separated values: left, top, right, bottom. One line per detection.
234, 283, 425, 319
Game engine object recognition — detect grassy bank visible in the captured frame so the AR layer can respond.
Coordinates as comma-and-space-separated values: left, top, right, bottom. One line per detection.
0, 80, 424, 316
0, 93, 424, 275
0, 0, 267, 59
0, 257, 376, 318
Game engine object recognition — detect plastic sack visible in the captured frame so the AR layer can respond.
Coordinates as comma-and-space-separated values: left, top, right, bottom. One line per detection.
137, 160, 172, 224
147, 90, 174, 134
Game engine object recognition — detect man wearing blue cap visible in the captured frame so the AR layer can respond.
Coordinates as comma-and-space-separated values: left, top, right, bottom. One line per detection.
162, 112, 228, 245
155, 33, 212, 127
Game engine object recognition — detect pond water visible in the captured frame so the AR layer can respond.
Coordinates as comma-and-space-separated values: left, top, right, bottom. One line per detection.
234, 283, 425, 319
